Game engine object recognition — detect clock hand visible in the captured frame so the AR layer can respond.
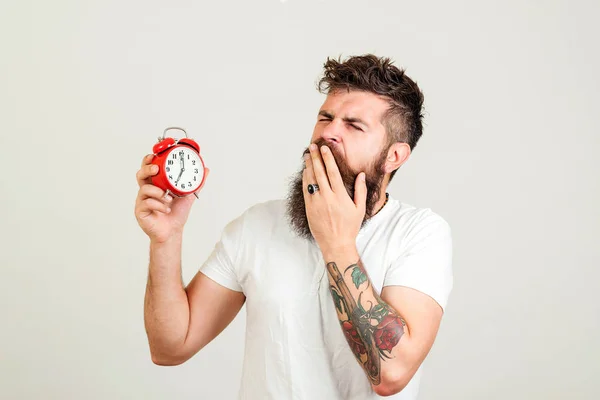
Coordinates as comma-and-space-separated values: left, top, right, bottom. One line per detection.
175, 151, 185, 185
175, 168, 184, 185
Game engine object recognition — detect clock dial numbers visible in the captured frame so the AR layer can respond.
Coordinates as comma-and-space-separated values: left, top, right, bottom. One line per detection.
164, 146, 203, 192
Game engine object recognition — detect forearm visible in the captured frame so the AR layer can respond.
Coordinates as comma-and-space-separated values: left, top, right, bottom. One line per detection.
323, 245, 410, 394
144, 234, 190, 362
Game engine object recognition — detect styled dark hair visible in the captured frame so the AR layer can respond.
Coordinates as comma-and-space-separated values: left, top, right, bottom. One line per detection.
316, 54, 424, 181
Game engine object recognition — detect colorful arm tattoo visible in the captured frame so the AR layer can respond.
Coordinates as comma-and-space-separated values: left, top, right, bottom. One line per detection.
326, 260, 406, 385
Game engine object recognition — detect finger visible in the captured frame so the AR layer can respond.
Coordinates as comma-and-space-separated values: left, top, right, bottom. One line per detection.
303, 152, 318, 191
301, 164, 311, 200
354, 172, 367, 213
309, 144, 331, 192
319, 145, 345, 193
136, 164, 160, 187
141, 153, 154, 167
198, 168, 210, 191
138, 198, 171, 216
192, 168, 211, 199
139, 184, 172, 202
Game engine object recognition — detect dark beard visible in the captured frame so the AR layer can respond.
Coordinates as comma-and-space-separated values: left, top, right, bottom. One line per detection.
285, 138, 387, 241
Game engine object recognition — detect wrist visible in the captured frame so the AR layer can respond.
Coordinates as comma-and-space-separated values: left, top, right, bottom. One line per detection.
321, 243, 358, 263
151, 232, 183, 247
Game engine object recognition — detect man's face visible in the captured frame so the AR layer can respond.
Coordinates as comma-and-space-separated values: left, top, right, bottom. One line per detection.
286, 89, 393, 240
310, 89, 391, 174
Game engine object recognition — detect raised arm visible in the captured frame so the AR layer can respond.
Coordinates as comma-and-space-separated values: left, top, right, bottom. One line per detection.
135, 153, 245, 366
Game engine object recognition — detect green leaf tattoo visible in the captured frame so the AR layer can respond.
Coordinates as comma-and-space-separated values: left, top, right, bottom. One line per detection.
330, 287, 345, 314
370, 304, 390, 321
351, 265, 367, 288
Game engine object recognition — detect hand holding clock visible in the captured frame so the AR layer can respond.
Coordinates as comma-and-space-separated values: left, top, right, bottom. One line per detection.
134, 153, 210, 243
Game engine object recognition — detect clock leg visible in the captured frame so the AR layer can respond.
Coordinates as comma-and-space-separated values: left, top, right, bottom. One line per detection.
193, 192, 200, 199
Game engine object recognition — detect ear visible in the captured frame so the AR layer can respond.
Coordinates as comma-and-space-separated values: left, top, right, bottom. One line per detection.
384, 142, 411, 174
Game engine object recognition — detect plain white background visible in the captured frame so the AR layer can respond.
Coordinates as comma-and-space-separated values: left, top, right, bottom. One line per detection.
1, 0, 598, 399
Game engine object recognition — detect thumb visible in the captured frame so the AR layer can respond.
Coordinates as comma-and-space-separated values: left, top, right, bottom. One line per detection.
354, 172, 367, 212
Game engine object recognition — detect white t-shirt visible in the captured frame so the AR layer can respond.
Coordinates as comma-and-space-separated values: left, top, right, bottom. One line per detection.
199, 193, 453, 400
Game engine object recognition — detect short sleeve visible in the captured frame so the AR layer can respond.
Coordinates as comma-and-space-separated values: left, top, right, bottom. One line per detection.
198, 214, 245, 293
383, 214, 454, 311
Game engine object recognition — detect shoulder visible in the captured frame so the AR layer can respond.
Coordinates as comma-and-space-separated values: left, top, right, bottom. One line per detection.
237, 198, 285, 222
381, 200, 454, 309
226, 198, 287, 233
385, 199, 452, 248
403, 204, 451, 233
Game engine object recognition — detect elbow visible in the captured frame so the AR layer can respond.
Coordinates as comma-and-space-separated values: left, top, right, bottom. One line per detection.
151, 354, 185, 366
373, 369, 411, 397
149, 349, 190, 366
373, 381, 407, 397
147, 336, 205, 366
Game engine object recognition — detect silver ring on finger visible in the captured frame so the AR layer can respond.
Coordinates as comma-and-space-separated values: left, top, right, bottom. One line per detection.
307, 183, 320, 194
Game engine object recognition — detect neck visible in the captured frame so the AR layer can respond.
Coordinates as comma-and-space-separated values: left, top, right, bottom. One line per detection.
372, 175, 391, 216
371, 191, 389, 217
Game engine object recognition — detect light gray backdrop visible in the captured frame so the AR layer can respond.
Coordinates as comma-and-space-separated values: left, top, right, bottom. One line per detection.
1, 0, 598, 399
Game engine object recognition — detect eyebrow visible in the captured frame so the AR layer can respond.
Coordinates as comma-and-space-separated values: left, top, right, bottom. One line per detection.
318, 110, 370, 128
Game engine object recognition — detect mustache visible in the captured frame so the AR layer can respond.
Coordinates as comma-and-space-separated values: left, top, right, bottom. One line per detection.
302, 139, 353, 177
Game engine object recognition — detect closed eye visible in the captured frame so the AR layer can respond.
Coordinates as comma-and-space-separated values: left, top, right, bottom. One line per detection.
319, 119, 362, 130
319, 117, 363, 132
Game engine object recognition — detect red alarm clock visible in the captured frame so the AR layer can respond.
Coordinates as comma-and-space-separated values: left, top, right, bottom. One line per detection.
150, 127, 206, 198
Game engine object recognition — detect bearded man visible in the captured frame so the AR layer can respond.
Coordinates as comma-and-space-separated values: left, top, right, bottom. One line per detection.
135, 54, 453, 400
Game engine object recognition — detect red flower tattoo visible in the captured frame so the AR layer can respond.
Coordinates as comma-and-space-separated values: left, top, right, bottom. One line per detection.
373, 315, 404, 352
342, 321, 366, 355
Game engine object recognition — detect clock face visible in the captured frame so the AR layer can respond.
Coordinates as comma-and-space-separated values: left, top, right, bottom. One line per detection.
164, 146, 204, 192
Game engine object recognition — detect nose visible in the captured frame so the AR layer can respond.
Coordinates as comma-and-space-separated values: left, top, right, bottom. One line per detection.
321, 119, 342, 144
